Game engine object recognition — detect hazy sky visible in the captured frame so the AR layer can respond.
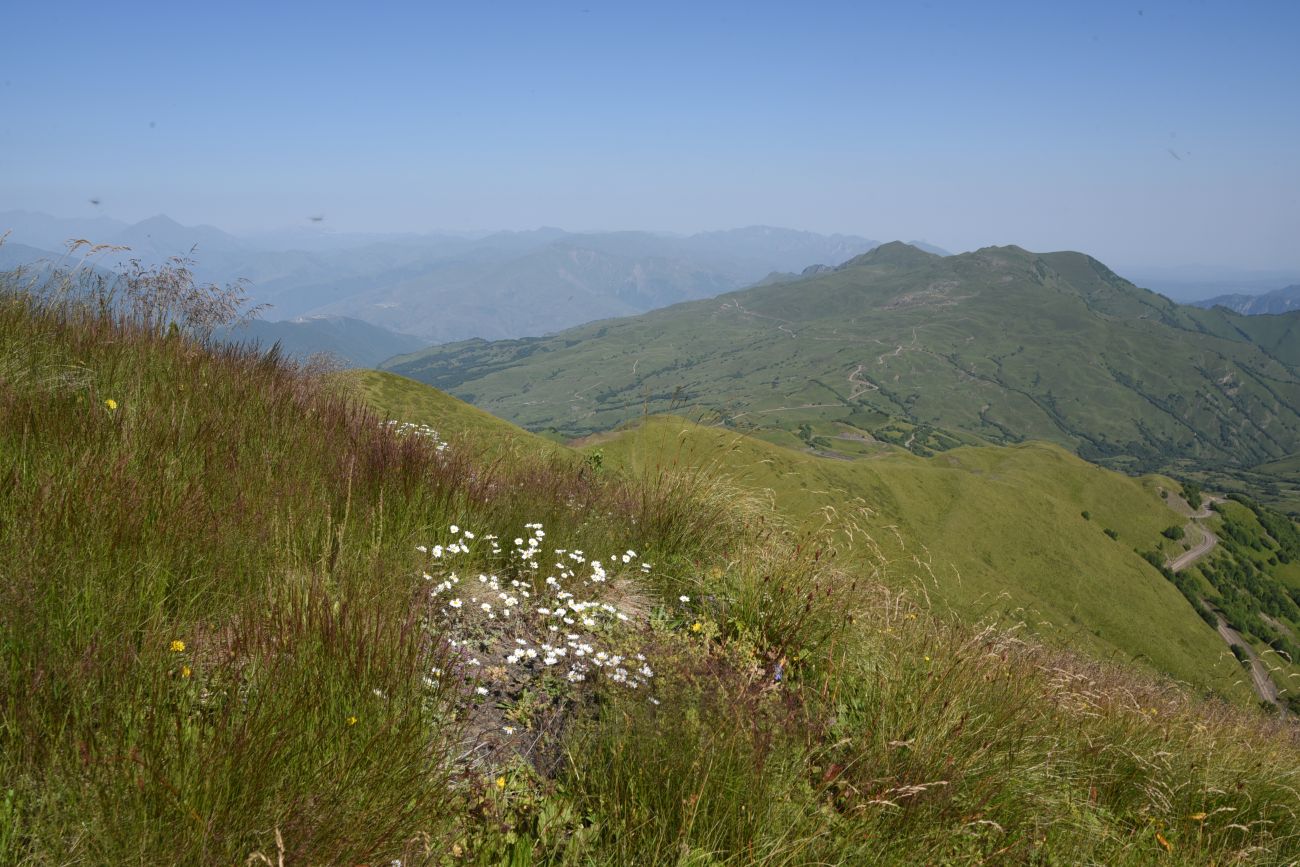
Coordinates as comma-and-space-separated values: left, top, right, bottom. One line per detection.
2, 0, 1297, 270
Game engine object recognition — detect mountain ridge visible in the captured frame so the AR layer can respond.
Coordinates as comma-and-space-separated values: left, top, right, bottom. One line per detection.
0, 211, 887, 342
383, 242, 1300, 508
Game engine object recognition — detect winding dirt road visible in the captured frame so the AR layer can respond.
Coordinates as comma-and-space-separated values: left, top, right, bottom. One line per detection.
1164, 496, 1226, 573
1164, 495, 1282, 708
1165, 524, 1218, 573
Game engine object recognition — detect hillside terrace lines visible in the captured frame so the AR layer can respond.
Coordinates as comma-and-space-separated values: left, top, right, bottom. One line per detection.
876, 327, 921, 365
718, 297, 799, 338
726, 403, 844, 423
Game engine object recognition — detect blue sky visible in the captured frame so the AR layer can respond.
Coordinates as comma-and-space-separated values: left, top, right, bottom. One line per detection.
2, 0, 1297, 270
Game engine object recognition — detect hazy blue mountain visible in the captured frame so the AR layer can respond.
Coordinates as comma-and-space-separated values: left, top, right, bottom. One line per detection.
238, 226, 448, 253
243, 226, 884, 340
0, 241, 63, 273
109, 215, 248, 258
0, 212, 886, 341
214, 315, 426, 368
0, 210, 129, 252
1120, 264, 1300, 302
680, 226, 886, 272
1192, 285, 1300, 315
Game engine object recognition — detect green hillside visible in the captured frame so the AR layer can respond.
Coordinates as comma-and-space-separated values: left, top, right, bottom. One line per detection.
6, 278, 1300, 864
1186, 496, 1300, 711
349, 375, 1300, 708
343, 364, 1300, 709
337, 368, 569, 459
586, 417, 1255, 703
385, 243, 1300, 507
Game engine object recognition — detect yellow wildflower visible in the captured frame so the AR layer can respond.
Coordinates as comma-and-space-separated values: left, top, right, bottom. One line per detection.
169, 640, 185, 653
180, 665, 192, 679
104, 398, 117, 411
690, 621, 702, 633
495, 776, 506, 790
346, 715, 358, 726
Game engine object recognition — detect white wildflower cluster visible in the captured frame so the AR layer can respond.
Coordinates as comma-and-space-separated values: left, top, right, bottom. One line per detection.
384, 420, 449, 452
418, 521, 657, 707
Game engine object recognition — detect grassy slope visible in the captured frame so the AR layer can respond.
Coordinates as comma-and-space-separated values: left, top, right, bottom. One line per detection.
589, 417, 1253, 703
353, 374, 1300, 707
6, 290, 1300, 863
384, 243, 1300, 502
336, 368, 570, 458
0, 288, 755, 863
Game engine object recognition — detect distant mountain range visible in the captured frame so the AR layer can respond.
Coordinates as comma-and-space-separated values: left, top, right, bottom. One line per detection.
384, 242, 1300, 509
1191, 284, 1300, 315
214, 316, 426, 369
0, 211, 889, 344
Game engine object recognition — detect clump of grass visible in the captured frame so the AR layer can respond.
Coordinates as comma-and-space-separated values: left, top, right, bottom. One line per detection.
563, 640, 829, 866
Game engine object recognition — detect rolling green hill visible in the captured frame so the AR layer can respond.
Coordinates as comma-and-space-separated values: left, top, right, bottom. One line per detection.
584, 416, 1257, 703
336, 368, 570, 459
384, 242, 1300, 507
346, 366, 1300, 707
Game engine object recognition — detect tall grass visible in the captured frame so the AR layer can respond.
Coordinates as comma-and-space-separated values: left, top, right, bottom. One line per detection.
0, 283, 469, 862
0, 271, 736, 863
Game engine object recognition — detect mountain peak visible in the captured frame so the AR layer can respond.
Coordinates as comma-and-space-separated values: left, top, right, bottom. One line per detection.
840, 241, 938, 270
135, 214, 185, 229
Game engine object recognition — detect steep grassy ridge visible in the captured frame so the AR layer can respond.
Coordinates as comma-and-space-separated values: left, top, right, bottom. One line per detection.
386, 243, 1300, 503
337, 368, 570, 458
350, 376, 1300, 706
587, 417, 1254, 702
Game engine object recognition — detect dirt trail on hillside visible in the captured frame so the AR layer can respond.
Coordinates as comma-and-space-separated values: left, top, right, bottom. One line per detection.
1164, 495, 1227, 573
1166, 524, 1219, 572
1211, 611, 1281, 707
847, 364, 878, 398
1165, 492, 1283, 708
